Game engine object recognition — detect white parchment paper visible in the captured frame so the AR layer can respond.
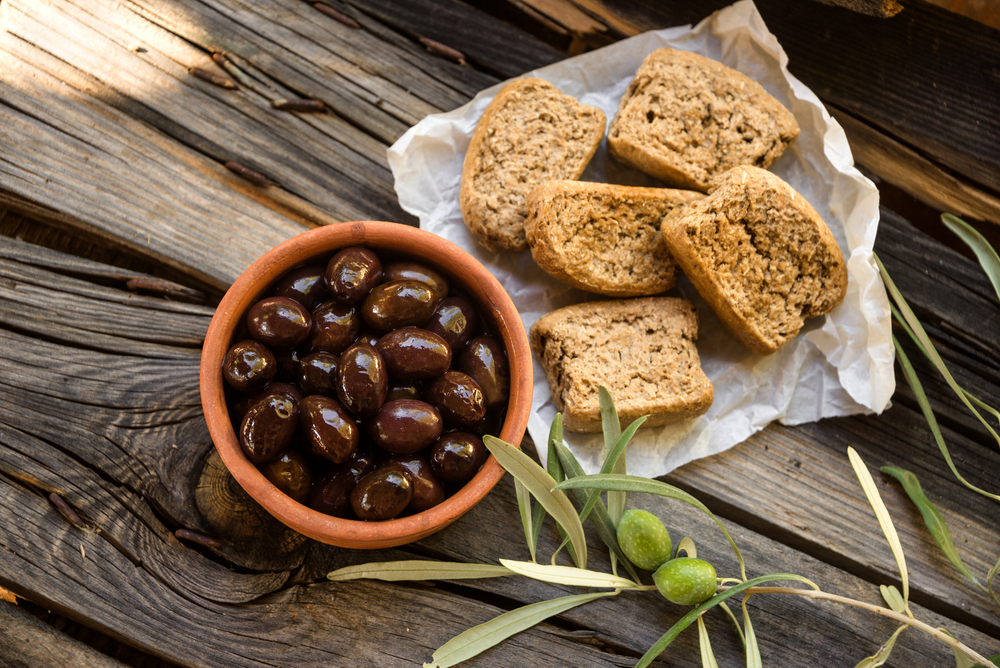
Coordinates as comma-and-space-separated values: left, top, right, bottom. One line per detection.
388, 0, 895, 477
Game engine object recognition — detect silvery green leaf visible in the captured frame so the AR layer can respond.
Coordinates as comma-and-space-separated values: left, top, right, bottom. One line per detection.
697, 616, 719, 668
484, 436, 587, 569
514, 479, 537, 563
599, 387, 627, 526
880, 585, 905, 613
328, 560, 511, 582
941, 213, 1000, 303
742, 598, 762, 668
848, 447, 910, 610
499, 559, 639, 589
423, 591, 618, 668
719, 602, 746, 648
677, 536, 697, 559
988, 556, 1000, 612
854, 625, 907, 668
578, 416, 647, 525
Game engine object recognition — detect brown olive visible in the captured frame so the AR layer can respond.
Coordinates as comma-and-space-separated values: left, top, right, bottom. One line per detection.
424, 296, 480, 351
298, 351, 340, 396
299, 395, 359, 464
234, 382, 303, 419
355, 329, 382, 348
272, 263, 330, 310
337, 342, 387, 418
309, 448, 375, 518
425, 371, 486, 428
260, 450, 313, 504
274, 348, 304, 383
376, 328, 451, 382
361, 280, 439, 331
379, 454, 445, 514
240, 391, 299, 464
382, 261, 449, 301
325, 247, 383, 304
459, 335, 510, 408
367, 399, 443, 454
385, 382, 422, 403
351, 468, 413, 521
308, 301, 361, 355
246, 297, 312, 350
429, 433, 488, 484
224, 339, 277, 393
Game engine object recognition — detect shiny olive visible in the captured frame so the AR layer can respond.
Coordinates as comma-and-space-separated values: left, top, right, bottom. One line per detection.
308, 301, 361, 355
385, 382, 422, 403
260, 450, 314, 505
240, 392, 299, 464
429, 432, 488, 484
376, 328, 451, 382
379, 454, 444, 514
246, 297, 312, 350
234, 382, 303, 419
470, 406, 506, 438
361, 280, 439, 331
337, 342, 387, 418
382, 261, 449, 301
351, 468, 413, 521
425, 371, 486, 428
271, 263, 330, 310
223, 339, 277, 393
274, 348, 304, 383
298, 351, 340, 396
459, 335, 509, 408
309, 448, 375, 518
355, 329, 382, 348
325, 247, 383, 305
424, 296, 480, 351
299, 395, 359, 463
367, 399, 443, 454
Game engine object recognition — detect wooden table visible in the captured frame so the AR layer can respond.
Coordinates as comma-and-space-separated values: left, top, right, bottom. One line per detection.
1, 0, 999, 666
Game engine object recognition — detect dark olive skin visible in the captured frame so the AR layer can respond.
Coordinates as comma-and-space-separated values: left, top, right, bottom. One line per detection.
361, 280, 439, 331
260, 450, 313, 504
337, 342, 388, 418
325, 247, 383, 305
308, 301, 361, 355
234, 382, 303, 419
247, 297, 312, 350
424, 296, 480, 351
274, 348, 304, 383
382, 262, 449, 302
272, 263, 330, 310
368, 399, 443, 454
224, 339, 277, 393
240, 392, 299, 464
298, 351, 340, 396
299, 395, 359, 463
425, 371, 486, 428
309, 448, 375, 518
376, 328, 451, 382
355, 329, 382, 348
351, 468, 413, 520
459, 335, 510, 408
379, 454, 445, 514
385, 381, 422, 403
429, 433, 488, 484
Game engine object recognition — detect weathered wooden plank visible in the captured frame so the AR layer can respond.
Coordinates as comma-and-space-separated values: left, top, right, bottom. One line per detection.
0, 600, 130, 668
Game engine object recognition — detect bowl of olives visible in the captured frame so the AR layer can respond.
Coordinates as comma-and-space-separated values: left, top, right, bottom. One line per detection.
200, 221, 532, 549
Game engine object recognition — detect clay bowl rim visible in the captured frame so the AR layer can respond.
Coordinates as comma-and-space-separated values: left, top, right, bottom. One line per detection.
199, 221, 532, 549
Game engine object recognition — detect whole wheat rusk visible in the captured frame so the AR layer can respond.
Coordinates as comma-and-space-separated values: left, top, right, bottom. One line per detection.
530, 297, 713, 433
459, 78, 606, 251
607, 48, 800, 193
524, 181, 704, 297
661, 165, 848, 356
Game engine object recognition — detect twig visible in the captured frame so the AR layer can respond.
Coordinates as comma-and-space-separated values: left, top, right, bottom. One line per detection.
48, 493, 84, 529
188, 67, 237, 89
419, 37, 467, 65
313, 3, 360, 28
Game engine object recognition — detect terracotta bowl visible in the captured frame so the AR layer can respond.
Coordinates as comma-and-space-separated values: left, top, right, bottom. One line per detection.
200, 221, 532, 549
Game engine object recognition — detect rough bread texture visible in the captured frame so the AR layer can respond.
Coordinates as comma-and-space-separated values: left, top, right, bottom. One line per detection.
530, 297, 713, 433
608, 49, 800, 193
661, 165, 848, 355
524, 181, 703, 297
460, 78, 606, 251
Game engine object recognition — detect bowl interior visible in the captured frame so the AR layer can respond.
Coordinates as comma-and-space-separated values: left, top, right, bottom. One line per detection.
200, 221, 532, 549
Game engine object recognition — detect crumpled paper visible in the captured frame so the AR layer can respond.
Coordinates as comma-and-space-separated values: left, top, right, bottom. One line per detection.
387, 0, 895, 477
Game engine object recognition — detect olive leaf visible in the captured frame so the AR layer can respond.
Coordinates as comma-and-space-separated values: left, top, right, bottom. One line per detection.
718, 601, 747, 649
423, 591, 619, 668
599, 386, 626, 527
880, 585, 905, 614
697, 616, 720, 668
553, 473, 747, 581
541, 414, 580, 567
484, 435, 587, 569
881, 466, 984, 590
847, 447, 910, 613
577, 416, 647, 525
327, 560, 512, 582
973, 652, 1000, 667
742, 598, 762, 668
499, 559, 639, 589
988, 556, 1000, 612
854, 625, 907, 668
944, 628, 977, 668
677, 537, 697, 559
514, 479, 537, 563
941, 213, 1000, 302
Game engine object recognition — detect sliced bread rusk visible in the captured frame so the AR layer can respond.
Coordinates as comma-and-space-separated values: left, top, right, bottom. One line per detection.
524, 180, 703, 297
530, 297, 713, 433
460, 78, 606, 251
661, 165, 848, 356
608, 49, 799, 193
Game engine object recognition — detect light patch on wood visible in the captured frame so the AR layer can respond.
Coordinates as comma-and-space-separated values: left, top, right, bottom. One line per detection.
0, 587, 16, 604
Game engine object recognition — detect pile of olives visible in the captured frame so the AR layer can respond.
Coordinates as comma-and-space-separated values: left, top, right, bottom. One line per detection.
222, 247, 510, 521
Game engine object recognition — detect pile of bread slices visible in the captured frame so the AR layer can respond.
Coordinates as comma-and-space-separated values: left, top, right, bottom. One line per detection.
459, 48, 848, 434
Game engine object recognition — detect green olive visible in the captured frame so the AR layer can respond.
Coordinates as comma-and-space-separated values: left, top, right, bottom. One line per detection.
616, 509, 672, 571
653, 557, 717, 606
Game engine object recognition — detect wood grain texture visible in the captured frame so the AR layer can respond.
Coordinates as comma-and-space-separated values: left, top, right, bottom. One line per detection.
0, 600, 130, 668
